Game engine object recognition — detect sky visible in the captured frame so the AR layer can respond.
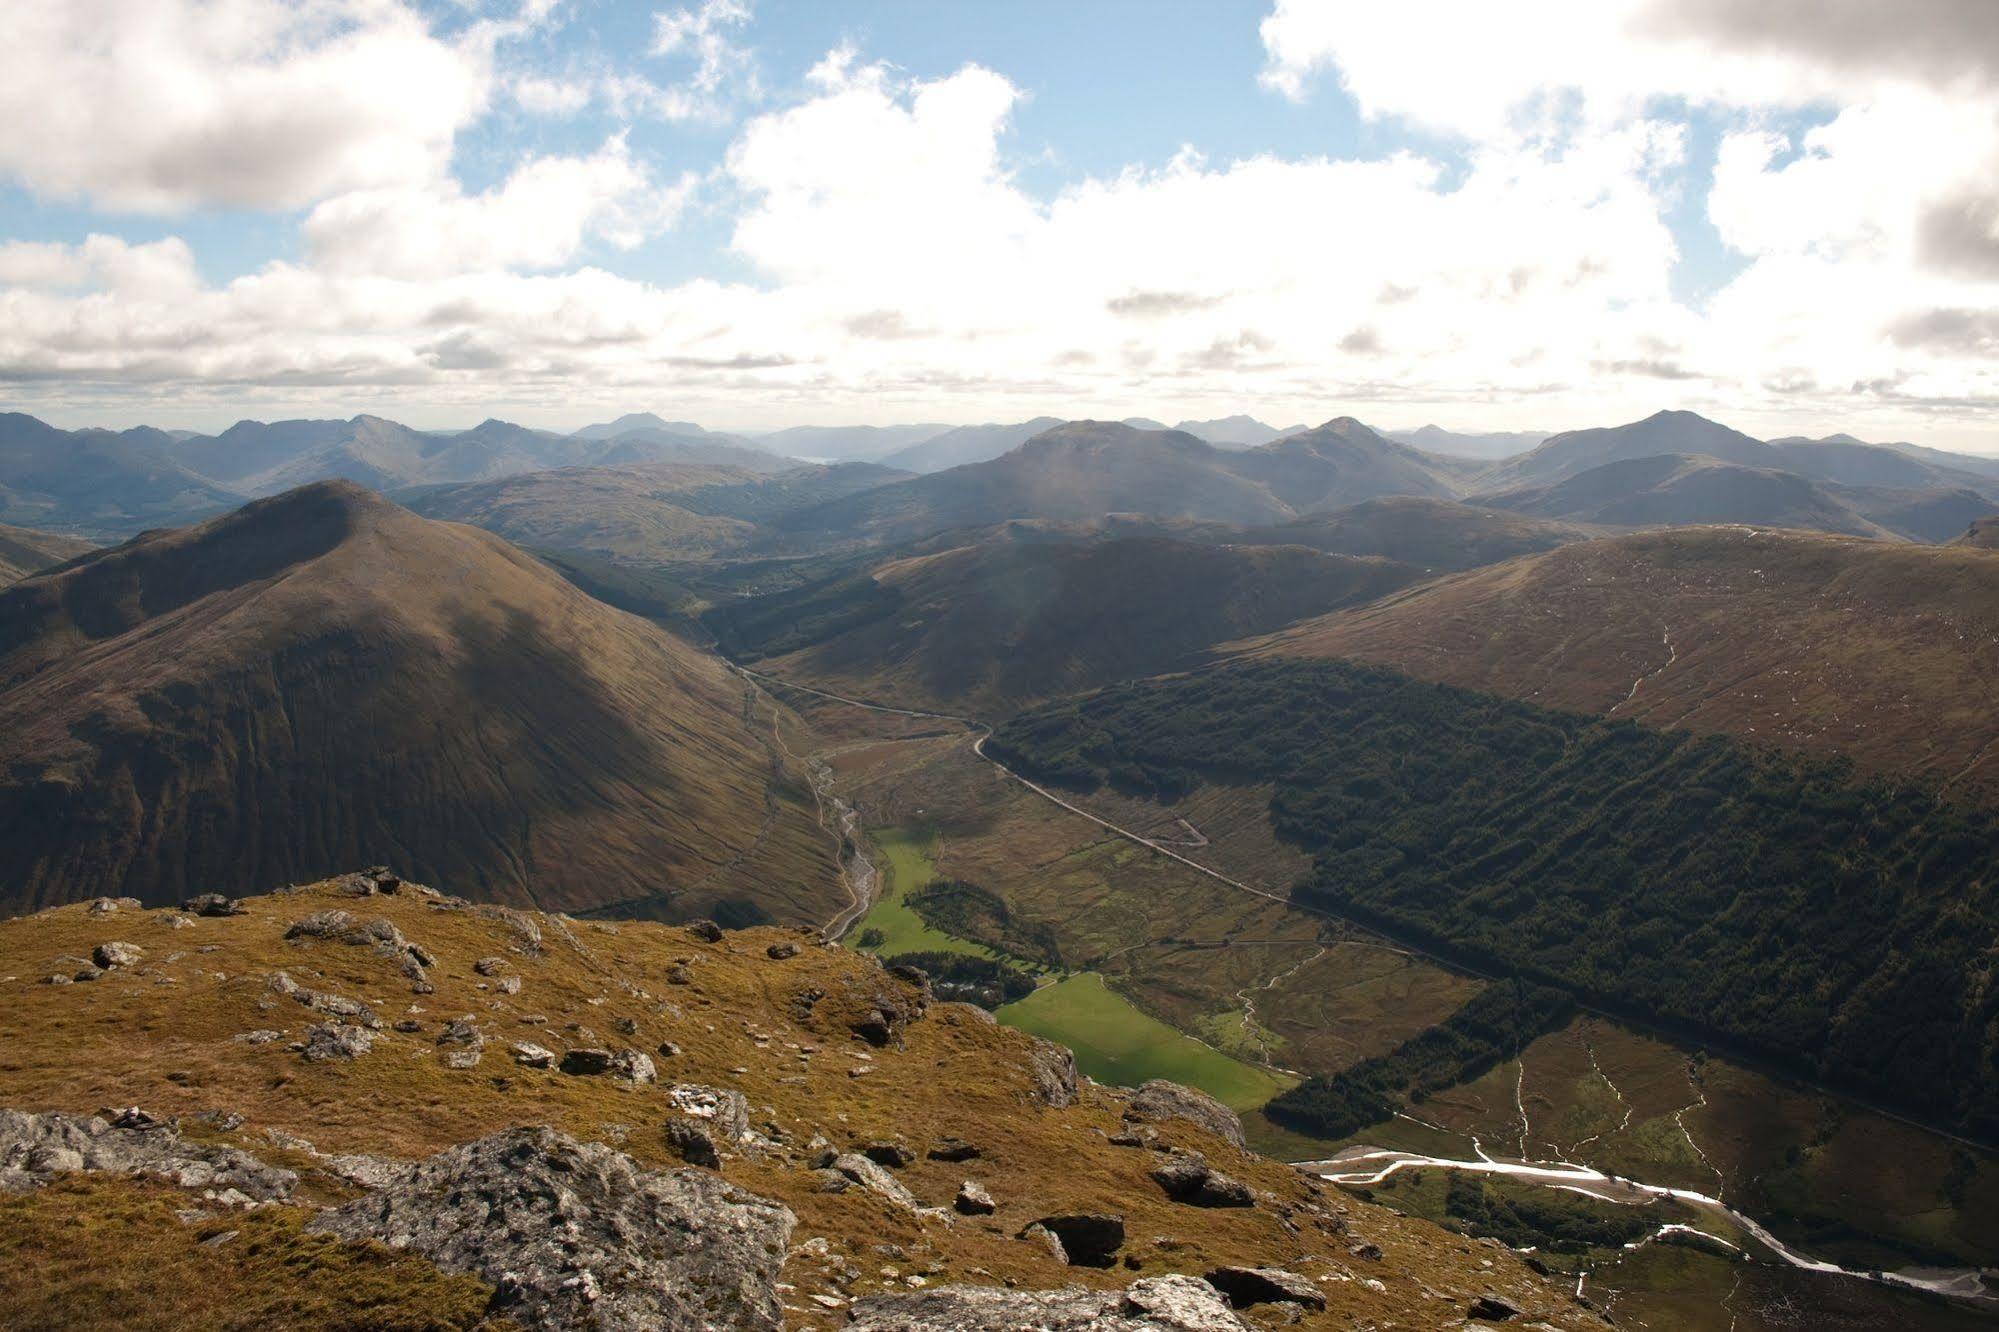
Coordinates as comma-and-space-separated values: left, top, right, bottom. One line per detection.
1, 1, 1997, 449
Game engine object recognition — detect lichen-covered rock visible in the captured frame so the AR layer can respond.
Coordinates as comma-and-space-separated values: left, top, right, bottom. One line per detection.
510, 1042, 556, 1068
685, 920, 724, 943
1126, 1080, 1245, 1149
1150, 1152, 1253, 1208
609, 1049, 656, 1084
829, 1152, 919, 1209
1203, 1266, 1327, 1310
308, 1127, 793, 1332
183, 893, 246, 917
434, 1017, 485, 1067
1025, 1036, 1079, 1107
300, 1023, 375, 1062
0, 1108, 296, 1201
91, 941, 144, 970
266, 971, 382, 1028
664, 1117, 720, 1168
848, 1275, 1249, 1330
954, 1180, 995, 1215
664, 1084, 747, 1142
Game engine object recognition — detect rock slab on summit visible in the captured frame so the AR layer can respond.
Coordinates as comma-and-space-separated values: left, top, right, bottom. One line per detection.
848, 1275, 1251, 1330
309, 1127, 794, 1332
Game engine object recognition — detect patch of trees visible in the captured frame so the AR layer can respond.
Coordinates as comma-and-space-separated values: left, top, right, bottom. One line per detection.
908, 879, 1064, 969
883, 951, 1037, 1009
1439, 1174, 1665, 1254
702, 569, 901, 660
1267, 980, 1574, 1138
990, 658, 1999, 1139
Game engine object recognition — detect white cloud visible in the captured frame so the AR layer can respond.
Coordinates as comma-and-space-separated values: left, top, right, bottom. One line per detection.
511, 74, 594, 117
5, 11, 1999, 443
0, 0, 494, 213
303, 137, 689, 278
641, 0, 760, 120
0, 235, 199, 297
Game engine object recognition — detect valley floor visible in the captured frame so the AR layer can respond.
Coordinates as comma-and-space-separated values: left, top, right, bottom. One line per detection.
749, 671, 1999, 1331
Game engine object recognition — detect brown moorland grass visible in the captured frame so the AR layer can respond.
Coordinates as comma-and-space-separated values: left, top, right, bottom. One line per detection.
1246, 525, 1999, 794
0, 481, 839, 918
0, 877, 1607, 1331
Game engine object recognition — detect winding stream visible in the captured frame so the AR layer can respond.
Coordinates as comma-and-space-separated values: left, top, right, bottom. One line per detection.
1304, 1145, 1998, 1308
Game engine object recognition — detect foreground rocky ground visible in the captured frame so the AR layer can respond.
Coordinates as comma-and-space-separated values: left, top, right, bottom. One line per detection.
0, 871, 1607, 1329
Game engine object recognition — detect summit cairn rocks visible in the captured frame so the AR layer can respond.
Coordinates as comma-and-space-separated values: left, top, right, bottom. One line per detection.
848, 1275, 1251, 1331
309, 1127, 794, 1331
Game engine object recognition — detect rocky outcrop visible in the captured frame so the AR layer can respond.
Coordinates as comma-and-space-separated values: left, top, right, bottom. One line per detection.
1022, 1212, 1124, 1267
309, 1127, 794, 1332
826, 1152, 919, 1209
284, 909, 434, 979
665, 1084, 748, 1143
300, 1023, 376, 1061
1203, 1266, 1327, 1310
91, 941, 144, 970
848, 1275, 1250, 1330
1150, 1152, 1253, 1208
0, 1109, 296, 1202
1025, 1036, 1079, 1107
267, 971, 382, 1028
1126, 1080, 1245, 1149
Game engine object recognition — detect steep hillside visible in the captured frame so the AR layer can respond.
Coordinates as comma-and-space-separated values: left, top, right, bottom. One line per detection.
0, 876, 1599, 1331
1387, 425, 1547, 460
1172, 416, 1302, 448
723, 536, 1423, 715
1828, 483, 1998, 543
1476, 453, 1894, 537
0, 413, 244, 536
404, 461, 909, 564
1954, 515, 1999, 548
0, 523, 94, 586
991, 656, 1999, 1137
1250, 526, 1999, 791
1225, 418, 1469, 509
1223, 497, 1591, 571
1480, 409, 1777, 487
879, 417, 1064, 473
0, 481, 837, 918
769, 423, 1297, 549
770, 420, 1469, 553
754, 422, 950, 461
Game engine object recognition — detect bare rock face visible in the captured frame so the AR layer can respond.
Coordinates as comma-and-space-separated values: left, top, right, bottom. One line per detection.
1025, 1036, 1079, 1107
1126, 1080, 1245, 1149
309, 1127, 794, 1332
0, 1108, 296, 1202
848, 1275, 1250, 1331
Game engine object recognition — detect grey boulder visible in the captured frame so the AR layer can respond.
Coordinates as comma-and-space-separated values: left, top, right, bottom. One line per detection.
848, 1275, 1249, 1330
309, 1127, 794, 1332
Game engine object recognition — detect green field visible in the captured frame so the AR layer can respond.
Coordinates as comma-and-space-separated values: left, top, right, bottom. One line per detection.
844, 829, 996, 960
849, 825, 1294, 1120
997, 972, 1295, 1112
